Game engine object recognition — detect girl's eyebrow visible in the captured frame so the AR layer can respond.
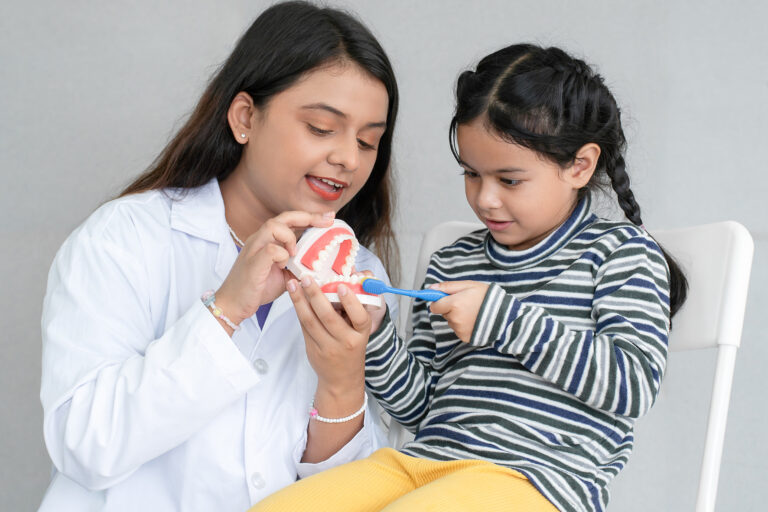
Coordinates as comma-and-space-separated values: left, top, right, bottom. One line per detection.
300, 103, 387, 129
458, 159, 527, 174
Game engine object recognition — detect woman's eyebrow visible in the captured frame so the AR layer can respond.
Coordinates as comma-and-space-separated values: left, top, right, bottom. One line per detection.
301, 103, 386, 129
458, 159, 527, 174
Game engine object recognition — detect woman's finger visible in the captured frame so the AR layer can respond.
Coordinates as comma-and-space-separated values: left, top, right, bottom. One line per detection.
259, 242, 290, 267
300, 276, 349, 336
336, 284, 370, 333
273, 210, 335, 231
287, 279, 331, 349
254, 221, 299, 256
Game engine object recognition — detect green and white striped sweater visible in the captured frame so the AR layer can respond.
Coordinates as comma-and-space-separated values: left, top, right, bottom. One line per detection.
365, 197, 671, 512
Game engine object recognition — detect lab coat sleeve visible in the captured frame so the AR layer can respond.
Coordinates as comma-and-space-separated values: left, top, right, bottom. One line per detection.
40, 223, 260, 491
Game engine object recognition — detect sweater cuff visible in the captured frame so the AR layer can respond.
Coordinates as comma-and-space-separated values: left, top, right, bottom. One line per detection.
469, 283, 520, 348
367, 307, 396, 354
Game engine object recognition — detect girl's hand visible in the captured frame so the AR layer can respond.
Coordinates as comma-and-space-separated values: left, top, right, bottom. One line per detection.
215, 211, 334, 327
287, 277, 371, 398
428, 281, 490, 343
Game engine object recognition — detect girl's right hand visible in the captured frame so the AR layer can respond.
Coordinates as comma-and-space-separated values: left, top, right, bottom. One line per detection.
213, 211, 335, 329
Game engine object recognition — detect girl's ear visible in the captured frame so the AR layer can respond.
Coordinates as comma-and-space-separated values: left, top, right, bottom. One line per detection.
227, 92, 257, 144
567, 143, 600, 188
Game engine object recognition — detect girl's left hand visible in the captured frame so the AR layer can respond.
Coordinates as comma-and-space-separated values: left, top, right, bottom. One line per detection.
428, 281, 490, 343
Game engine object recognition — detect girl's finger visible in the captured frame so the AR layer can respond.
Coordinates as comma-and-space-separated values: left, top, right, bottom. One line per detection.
429, 294, 454, 316
429, 280, 478, 295
336, 284, 370, 333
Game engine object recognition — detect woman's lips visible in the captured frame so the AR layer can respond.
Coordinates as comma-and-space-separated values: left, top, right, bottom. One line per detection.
484, 219, 513, 231
306, 176, 345, 201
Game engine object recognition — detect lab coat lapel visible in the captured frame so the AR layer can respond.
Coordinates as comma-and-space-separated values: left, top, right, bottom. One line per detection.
169, 179, 236, 282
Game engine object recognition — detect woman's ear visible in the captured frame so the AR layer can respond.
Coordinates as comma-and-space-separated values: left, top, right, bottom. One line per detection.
567, 143, 600, 188
227, 92, 256, 144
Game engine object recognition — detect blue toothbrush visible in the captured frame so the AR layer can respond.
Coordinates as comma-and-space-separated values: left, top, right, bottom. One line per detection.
361, 277, 448, 302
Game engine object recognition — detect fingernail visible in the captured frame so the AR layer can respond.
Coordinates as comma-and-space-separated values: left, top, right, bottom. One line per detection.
287, 280, 297, 293
301, 276, 312, 288
322, 211, 334, 219
337, 283, 348, 297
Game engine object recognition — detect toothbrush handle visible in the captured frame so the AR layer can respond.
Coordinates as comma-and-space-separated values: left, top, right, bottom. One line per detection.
394, 287, 448, 302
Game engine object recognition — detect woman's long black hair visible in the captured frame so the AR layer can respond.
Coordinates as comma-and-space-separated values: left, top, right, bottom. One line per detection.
120, 1, 399, 281
449, 43, 687, 316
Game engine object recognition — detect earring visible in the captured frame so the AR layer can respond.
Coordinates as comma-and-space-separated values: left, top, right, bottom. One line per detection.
240, 133, 246, 138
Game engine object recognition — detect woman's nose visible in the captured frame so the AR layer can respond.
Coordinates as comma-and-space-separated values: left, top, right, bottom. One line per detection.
328, 136, 359, 172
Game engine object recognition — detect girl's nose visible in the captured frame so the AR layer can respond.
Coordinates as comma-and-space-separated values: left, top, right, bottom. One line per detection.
476, 180, 502, 210
328, 136, 359, 172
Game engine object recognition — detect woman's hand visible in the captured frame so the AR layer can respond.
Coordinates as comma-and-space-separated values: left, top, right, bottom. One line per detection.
214, 211, 334, 329
428, 280, 490, 343
356, 269, 387, 334
287, 277, 371, 400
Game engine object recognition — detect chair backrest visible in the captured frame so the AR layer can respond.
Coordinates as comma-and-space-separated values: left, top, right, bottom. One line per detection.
397, 219, 754, 512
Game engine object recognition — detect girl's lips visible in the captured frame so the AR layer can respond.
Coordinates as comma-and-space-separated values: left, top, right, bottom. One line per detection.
306, 176, 345, 201
485, 219, 513, 231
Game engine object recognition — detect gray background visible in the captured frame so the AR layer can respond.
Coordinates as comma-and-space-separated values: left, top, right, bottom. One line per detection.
1, 0, 766, 510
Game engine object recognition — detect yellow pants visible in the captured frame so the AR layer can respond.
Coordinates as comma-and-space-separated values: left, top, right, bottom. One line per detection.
250, 448, 558, 512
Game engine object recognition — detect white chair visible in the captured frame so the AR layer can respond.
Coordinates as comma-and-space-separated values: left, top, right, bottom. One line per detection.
384, 220, 754, 512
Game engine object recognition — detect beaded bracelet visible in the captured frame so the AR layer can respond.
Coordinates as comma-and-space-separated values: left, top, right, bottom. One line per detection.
309, 393, 368, 423
201, 290, 241, 332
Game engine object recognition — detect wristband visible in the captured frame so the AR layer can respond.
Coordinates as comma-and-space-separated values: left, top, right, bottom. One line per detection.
309, 393, 368, 423
201, 290, 241, 332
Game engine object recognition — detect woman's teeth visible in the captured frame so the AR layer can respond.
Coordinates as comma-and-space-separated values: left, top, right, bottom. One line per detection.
318, 178, 342, 189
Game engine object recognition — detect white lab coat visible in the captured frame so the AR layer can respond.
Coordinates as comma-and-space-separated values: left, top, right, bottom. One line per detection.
39, 178, 396, 511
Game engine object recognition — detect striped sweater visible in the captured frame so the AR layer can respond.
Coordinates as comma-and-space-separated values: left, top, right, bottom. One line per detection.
365, 197, 671, 512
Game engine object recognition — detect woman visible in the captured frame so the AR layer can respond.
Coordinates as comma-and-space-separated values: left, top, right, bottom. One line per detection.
38, 2, 399, 510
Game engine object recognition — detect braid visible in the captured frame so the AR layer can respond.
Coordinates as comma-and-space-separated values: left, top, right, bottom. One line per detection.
604, 152, 643, 226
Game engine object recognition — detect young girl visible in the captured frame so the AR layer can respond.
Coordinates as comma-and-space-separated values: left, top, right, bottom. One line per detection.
254, 43, 687, 512
38, 2, 400, 510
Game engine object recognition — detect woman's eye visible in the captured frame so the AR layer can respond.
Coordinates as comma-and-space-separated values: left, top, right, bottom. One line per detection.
500, 178, 521, 186
461, 170, 479, 179
358, 139, 377, 151
308, 124, 333, 135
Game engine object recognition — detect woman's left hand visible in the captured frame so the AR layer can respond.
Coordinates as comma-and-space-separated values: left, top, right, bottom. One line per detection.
287, 276, 371, 399
428, 280, 490, 343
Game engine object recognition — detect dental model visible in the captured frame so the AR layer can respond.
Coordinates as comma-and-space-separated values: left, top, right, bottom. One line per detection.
286, 219, 382, 307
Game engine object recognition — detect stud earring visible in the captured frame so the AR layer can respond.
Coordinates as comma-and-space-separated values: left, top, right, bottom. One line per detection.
240, 133, 246, 138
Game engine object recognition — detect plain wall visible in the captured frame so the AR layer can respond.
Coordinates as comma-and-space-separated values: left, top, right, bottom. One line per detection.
1, 1, 766, 510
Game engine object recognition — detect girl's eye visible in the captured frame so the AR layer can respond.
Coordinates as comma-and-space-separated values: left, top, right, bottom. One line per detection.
308, 124, 333, 135
358, 139, 377, 151
461, 170, 479, 179
500, 178, 521, 186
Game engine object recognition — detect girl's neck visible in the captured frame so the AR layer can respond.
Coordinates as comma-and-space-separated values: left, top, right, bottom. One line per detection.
219, 171, 272, 242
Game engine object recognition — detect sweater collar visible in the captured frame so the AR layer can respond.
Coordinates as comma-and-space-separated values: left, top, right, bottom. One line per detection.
484, 196, 596, 270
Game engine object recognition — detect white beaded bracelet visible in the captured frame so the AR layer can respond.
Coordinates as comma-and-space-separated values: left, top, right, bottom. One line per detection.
309, 393, 368, 423
201, 290, 241, 332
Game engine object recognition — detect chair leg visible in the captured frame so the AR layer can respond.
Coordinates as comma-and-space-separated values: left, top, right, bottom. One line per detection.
695, 345, 738, 512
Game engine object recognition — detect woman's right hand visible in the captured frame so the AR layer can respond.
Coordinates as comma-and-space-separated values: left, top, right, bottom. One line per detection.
213, 211, 335, 329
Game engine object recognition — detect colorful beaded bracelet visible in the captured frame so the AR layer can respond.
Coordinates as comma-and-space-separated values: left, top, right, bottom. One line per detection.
201, 290, 241, 332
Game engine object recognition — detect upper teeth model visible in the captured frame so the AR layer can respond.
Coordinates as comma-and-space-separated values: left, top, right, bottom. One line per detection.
286, 219, 382, 307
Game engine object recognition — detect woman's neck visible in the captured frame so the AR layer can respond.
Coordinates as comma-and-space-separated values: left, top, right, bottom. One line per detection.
219, 171, 272, 242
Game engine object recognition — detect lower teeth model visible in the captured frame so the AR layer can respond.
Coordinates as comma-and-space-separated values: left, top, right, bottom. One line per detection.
286, 219, 382, 307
